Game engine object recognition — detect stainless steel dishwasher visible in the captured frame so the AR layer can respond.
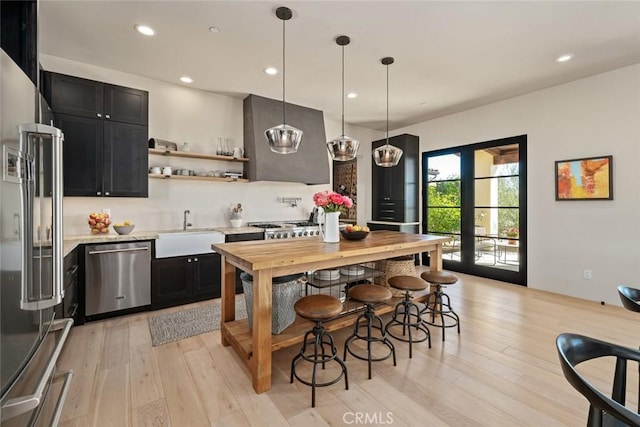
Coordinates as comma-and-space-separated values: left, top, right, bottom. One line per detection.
85, 241, 152, 316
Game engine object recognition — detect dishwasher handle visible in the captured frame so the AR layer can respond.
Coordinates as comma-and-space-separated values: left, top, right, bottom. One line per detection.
88, 247, 149, 255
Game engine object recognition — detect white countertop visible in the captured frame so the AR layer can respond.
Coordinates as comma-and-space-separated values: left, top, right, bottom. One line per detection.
63, 226, 265, 256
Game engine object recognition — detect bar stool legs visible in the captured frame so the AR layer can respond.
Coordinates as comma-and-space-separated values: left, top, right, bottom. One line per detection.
384, 276, 431, 358
290, 294, 348, 407
343, 285, 396, 379
420, 271, 460, 342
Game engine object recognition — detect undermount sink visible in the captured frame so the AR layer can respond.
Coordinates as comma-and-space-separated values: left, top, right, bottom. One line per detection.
155, 231, 225, 258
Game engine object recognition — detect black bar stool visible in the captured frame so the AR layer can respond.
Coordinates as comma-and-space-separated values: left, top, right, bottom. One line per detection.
343, 285, 397, 379
420, 271, 460, 342
384, 275, 431, 358
290, 294, 348, 407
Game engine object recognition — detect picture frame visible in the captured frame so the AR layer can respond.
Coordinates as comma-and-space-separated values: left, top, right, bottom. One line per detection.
555, 155, 613, 201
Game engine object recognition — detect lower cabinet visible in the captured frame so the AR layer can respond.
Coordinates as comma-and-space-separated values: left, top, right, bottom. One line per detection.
151, 253, 221, 310
55, 248, 79, 325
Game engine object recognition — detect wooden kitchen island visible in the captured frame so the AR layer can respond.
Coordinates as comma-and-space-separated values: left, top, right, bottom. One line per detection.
211, 230, 450, 393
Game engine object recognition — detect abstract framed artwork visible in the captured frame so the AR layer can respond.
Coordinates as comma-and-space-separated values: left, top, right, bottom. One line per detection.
555, 155, 613, 201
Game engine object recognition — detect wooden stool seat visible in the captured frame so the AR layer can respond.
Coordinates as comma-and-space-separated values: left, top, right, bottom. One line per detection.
388, 275, 428, 292
421, 271, 458, 285
294, 295, 343, 321
348, 285, 392, 304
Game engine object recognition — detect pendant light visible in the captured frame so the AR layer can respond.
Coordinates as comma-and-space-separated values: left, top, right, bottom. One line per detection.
372, 57, 403, 167
264, 6, 303, 154
327, 35, 359, 161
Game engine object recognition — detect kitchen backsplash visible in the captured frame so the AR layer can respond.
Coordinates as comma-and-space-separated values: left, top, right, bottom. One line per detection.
62, 180, 331, 235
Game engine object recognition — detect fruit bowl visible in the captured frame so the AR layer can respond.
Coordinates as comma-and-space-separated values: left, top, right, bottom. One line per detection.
113, 224, 135, 235
340, 230, 369, 241
88, 212, 111, 234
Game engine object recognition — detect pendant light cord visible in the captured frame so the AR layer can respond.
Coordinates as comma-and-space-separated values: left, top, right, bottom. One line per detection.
341, 44, 345, 136
385, 62, 389, 147
282, 16, 286, 126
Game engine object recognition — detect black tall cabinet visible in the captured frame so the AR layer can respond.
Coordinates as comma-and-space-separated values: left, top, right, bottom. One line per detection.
371, 134, 419, 223
41, 71, 149, 197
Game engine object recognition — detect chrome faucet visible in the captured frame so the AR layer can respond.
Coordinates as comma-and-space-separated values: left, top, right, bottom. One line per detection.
183, 210, 192, 231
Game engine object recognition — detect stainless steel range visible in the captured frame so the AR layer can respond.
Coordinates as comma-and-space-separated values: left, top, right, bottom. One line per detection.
249, 221, 321, 240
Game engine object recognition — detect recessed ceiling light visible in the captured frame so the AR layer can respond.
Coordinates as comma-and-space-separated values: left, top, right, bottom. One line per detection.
556, 53, 574, 63
420, 102, 427, 106
346, 92, 357, 99
209, 26, 221, 34
180, 76, 193, 83
134, 24, 155, 36
264, 67, 278, 75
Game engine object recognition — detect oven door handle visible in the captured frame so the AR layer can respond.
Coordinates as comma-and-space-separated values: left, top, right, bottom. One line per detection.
0, 318, 73, 421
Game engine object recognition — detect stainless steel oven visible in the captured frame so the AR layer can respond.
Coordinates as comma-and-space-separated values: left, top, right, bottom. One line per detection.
248, 221, 321, 240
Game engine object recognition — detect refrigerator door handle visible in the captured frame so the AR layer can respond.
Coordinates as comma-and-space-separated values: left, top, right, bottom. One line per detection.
0, 318, 73, 421
19, 124, 65, 310
51, 123, 64, 307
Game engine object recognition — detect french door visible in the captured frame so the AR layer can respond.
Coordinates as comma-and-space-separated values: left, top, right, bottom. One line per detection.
422, 135, 527, 285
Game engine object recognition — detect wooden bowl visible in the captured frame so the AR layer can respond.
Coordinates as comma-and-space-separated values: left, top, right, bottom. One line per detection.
340, 230, 369, 241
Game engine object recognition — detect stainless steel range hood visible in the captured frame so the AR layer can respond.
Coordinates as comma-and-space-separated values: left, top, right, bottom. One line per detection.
243, 94, 329, 184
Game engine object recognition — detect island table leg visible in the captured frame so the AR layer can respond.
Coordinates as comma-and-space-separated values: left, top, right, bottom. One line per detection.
429, 243, 444, 272
221, 257, 236, 346
251, 269, 273, 393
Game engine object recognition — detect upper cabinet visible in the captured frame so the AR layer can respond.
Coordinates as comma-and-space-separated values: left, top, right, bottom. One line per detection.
371, 134, 419, 223
42, 71, 149, 197
44, 73, 148, 125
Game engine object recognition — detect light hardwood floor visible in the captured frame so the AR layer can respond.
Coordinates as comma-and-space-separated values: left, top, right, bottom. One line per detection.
57, 270, 640, 426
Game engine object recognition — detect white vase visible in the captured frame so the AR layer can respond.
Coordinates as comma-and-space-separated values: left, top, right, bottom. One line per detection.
320, 211, 340, 243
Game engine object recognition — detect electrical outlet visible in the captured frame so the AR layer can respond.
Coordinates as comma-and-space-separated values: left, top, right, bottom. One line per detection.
583, 269, 592, 280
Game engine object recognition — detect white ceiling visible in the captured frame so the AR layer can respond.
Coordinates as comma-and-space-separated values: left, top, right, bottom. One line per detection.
39, 1, 640, 131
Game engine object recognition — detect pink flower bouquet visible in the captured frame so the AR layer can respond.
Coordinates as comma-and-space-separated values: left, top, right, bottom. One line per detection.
313, 191, 353, 214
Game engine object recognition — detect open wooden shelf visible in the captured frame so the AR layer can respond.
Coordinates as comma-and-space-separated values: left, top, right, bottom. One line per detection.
222, 291, 428, 365
148, 173, 249, 183
148, 148, 249, 162
306, 265, 383, 289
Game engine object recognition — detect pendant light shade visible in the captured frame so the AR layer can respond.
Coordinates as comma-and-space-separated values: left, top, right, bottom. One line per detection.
265, 6, 303, 154
327, 35, 359, 161
372, 57, 403, 167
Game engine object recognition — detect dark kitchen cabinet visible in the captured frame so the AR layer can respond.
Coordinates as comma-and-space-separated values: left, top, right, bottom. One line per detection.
1, 0, 38, 83
42, 71, 149, 197
151, 253, 221, 310
55, 248, 79, 325
54, 113, 148, 197
371, 134, 419, 222
43, 72, 148, 125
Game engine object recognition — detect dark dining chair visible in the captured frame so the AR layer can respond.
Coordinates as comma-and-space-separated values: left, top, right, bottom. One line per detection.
618, 286, 640, 314
556, 333, 640, 426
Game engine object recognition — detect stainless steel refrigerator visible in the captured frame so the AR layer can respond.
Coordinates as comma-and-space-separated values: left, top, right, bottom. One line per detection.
0, 50, 73, 425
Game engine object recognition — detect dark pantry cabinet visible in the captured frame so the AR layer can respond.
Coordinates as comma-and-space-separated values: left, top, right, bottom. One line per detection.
151, 253, 222, 310
371, 134, 419, 223
42, 71, 149, 197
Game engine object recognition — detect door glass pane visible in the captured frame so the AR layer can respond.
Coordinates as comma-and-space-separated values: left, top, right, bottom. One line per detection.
427, 207, 460, 234
426, 153, 461, 263
474, 144, 520, 271
428, 153, 460, 181
475, 144, 519, 178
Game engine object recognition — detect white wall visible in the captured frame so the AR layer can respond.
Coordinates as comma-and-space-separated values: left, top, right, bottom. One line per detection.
387, 64, 640, 304
41, 55, 381, 233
